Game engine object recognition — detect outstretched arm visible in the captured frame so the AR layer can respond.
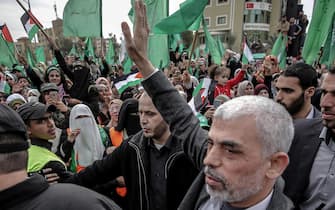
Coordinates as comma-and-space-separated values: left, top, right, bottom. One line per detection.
121, 0, 207, 169
121, 1, 155, 78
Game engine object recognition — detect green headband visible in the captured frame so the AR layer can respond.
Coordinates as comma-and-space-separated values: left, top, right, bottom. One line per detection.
46, 66, 60, 75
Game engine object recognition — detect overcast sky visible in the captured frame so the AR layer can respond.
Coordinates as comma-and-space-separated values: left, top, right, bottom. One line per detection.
0, 0, 314, 41
0, 0, 185, 41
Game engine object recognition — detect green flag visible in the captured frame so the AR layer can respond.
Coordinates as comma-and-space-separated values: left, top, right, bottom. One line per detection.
106, 39, 115, 65
271, 33, 283, 56
63, 0, 102, 37
153, 0, 207, 34
279, 48, 287, 70
35, 46, 46, 63
216, 36, 225, 58
85, 37, 95, 58
0, 35, 17, 67
122, 56, 133, 74
271, 32, 288, 70
202, 17, 221, 65
0, 81, 11, 95
320, 15, 335, 66
128, 1, 135, 23
0, 24, 17, 67
129, 0, 169, 68
69, 42, 78, 56
52, 57, 58, 65
302, 0, 335, 65
26, 47, 36, 67
148, 0, 169, 68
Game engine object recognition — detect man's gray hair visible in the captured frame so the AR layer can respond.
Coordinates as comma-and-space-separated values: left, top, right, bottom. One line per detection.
214, 96, 294, 156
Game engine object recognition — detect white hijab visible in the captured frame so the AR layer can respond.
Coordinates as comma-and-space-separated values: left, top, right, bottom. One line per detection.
69, 104, 104, 167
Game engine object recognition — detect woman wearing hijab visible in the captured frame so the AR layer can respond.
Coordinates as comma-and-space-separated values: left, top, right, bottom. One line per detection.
69, 104, 108, 172
237, 80, 255, 96
44, 65, 70, 101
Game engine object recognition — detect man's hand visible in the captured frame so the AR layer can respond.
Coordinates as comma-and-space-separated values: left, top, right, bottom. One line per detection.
68, 128, 80, 143
204, 106, 215, 120
42, 168, 60, 184
121, 0, 155, 78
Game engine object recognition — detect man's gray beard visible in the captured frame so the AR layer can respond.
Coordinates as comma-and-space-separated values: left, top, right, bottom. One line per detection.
204, 166, 264, 203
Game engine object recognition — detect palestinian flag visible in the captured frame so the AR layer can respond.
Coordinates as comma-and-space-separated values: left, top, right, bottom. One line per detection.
188, 78, 211, 113
0, 23, 17, 67
0, 24, 14, 43
20, 10, 43, 40
242, 37, 254, 64
114, 71, 143, 94
188, 78, 212, 129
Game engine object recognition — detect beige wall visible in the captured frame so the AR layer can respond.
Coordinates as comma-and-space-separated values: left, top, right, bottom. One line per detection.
202, 0, 284, 53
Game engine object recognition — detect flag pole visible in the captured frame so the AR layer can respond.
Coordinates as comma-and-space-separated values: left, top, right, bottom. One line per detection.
187, 31, 199, 71
100, 0, 104, 58
16, 0, 49, 39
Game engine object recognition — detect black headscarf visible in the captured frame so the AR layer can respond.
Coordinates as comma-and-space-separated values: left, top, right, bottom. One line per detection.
115, 98, 141, 136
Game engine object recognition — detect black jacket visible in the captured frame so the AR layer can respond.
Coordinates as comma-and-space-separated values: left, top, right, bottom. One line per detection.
1, 174, 121, 210
54, 50, 94, 101
67, 131, 199, 210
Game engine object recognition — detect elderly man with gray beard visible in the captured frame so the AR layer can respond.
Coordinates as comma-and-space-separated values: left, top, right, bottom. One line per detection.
121, 1, 295, 209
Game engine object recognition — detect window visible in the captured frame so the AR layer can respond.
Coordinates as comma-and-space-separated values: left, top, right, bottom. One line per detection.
204, 18, 210, 26
217, 16, 227, 25
218, 0, 228, 4
244, 9, 271, 24
207, 0, 211, 5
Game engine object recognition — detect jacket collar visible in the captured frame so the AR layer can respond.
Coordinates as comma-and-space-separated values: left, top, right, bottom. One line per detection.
30, 137, 53, 150
0, 174, 49, 209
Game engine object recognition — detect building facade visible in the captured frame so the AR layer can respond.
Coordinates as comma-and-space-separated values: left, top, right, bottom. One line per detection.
201, 0, 284, 53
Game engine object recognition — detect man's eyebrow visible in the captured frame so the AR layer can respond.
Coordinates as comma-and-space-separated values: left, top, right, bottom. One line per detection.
219, 140, 241, 148
209, 138, 242, 148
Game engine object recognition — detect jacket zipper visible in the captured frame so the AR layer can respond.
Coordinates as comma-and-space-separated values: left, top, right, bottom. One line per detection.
164, 151, 183, 179
129, 142, 150, 210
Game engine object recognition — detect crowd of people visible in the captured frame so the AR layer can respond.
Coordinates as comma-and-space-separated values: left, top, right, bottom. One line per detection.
1, 1, 335, 210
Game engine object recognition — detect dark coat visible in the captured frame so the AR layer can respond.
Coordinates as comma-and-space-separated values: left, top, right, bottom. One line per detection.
283, 118, 324, 208
1, 174, 121, 210
67, 131, 199, 210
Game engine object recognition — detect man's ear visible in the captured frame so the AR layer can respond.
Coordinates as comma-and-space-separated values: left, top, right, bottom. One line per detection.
26, 124, 32, 137
305, 86, 315, 98
265, 152, 289, 179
